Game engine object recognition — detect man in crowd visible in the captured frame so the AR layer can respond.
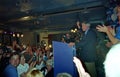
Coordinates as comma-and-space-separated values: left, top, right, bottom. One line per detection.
3, 52, 20, 77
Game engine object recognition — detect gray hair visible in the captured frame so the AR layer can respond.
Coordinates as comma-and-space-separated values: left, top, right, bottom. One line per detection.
82, 21, 91, 27
57, 73, 72, 77
86, 23, 91, 27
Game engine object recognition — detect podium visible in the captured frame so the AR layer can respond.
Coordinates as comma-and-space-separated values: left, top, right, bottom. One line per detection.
53, 41, 78, 77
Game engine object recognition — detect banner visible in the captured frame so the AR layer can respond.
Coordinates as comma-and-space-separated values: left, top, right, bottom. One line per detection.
53, 41, 78, 77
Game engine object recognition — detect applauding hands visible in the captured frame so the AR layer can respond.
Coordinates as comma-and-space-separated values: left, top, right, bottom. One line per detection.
73, 57, 91, 77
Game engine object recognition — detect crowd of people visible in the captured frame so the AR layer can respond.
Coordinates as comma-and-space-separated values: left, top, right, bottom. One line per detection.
0, 1, 120, 77
0, 40, 54, 77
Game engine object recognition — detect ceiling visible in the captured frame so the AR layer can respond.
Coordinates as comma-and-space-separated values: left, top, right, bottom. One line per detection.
0, 0, 109, 32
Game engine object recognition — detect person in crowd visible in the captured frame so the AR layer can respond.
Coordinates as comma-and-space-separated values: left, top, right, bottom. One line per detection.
104, 43, 120, 77
3, 52, 20, 77
73, 57, 90, 77
45, 59, 54, 77
96, 24, 120, 45
0, 46, 14, 76
76, 21, 83, 35
26, 68, 44, 77
69, 21, 97, 77
75, 21, 83, 58
12, 40, 22, 52
56, 72, 72, 77
35, 49, 45, 71
17, 54, 29, 77
24, 45, 35, 64
96, 5, 120, 45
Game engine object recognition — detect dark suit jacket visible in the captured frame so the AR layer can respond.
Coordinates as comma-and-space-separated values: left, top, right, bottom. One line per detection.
75, 28, 97, 62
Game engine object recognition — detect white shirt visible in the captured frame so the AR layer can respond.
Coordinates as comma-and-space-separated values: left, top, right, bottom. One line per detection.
104, 43, 120, 77
17, 63, 29, 77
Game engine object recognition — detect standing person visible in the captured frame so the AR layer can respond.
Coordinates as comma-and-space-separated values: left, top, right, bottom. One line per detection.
69, 21, 97, 77
3, 52, 20, 77
45, 59, 54, 77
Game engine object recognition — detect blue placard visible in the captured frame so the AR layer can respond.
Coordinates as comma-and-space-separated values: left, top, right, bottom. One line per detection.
53, 41, 78, 77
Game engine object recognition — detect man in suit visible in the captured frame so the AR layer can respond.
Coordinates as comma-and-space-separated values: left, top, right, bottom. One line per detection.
69, 21, 97, 77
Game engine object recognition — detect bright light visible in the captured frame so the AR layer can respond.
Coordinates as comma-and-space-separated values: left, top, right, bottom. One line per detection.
73, 30, 76, 33
23, 16, 29, 19
75, 28, 77, 31
71, 29, 74, 32
21, 34, 24, 37
17, 34, 20, 37
71, 29, 77, 33
20, 16, 33, 21
49, 45, 52, 48
13, 34, 15, 37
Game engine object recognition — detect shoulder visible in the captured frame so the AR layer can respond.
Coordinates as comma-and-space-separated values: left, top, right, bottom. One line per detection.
4, 64, 16, 70
88, 29, 96, 35
24, 63, 29, 68
4, 65, 17, 76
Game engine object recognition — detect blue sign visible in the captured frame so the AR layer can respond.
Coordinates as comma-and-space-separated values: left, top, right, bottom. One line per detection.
53, 41, 78, 77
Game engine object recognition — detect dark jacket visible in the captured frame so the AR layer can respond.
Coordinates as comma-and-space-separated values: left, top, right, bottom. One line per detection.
75, 28, 97, 62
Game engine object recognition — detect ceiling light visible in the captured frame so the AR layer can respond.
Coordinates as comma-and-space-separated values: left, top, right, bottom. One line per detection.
19, 16, 33, 21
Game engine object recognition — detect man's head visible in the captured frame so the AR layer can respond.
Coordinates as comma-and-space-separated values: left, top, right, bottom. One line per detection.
20, 54, 26, 65
9, 52, 20, 67
81, 22, 90, 31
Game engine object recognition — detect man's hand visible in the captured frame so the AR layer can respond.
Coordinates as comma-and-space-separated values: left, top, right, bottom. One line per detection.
73, 57, 91, 77
96, 25, 108, 33
68, 42, 75, 47
106, 42, 113, 48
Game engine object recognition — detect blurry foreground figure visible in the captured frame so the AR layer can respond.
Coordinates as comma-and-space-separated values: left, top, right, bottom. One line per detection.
26, 68, 44, 77
73, 57, 90, 77
104, 43, 120, 77
57, 72, 72, 77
